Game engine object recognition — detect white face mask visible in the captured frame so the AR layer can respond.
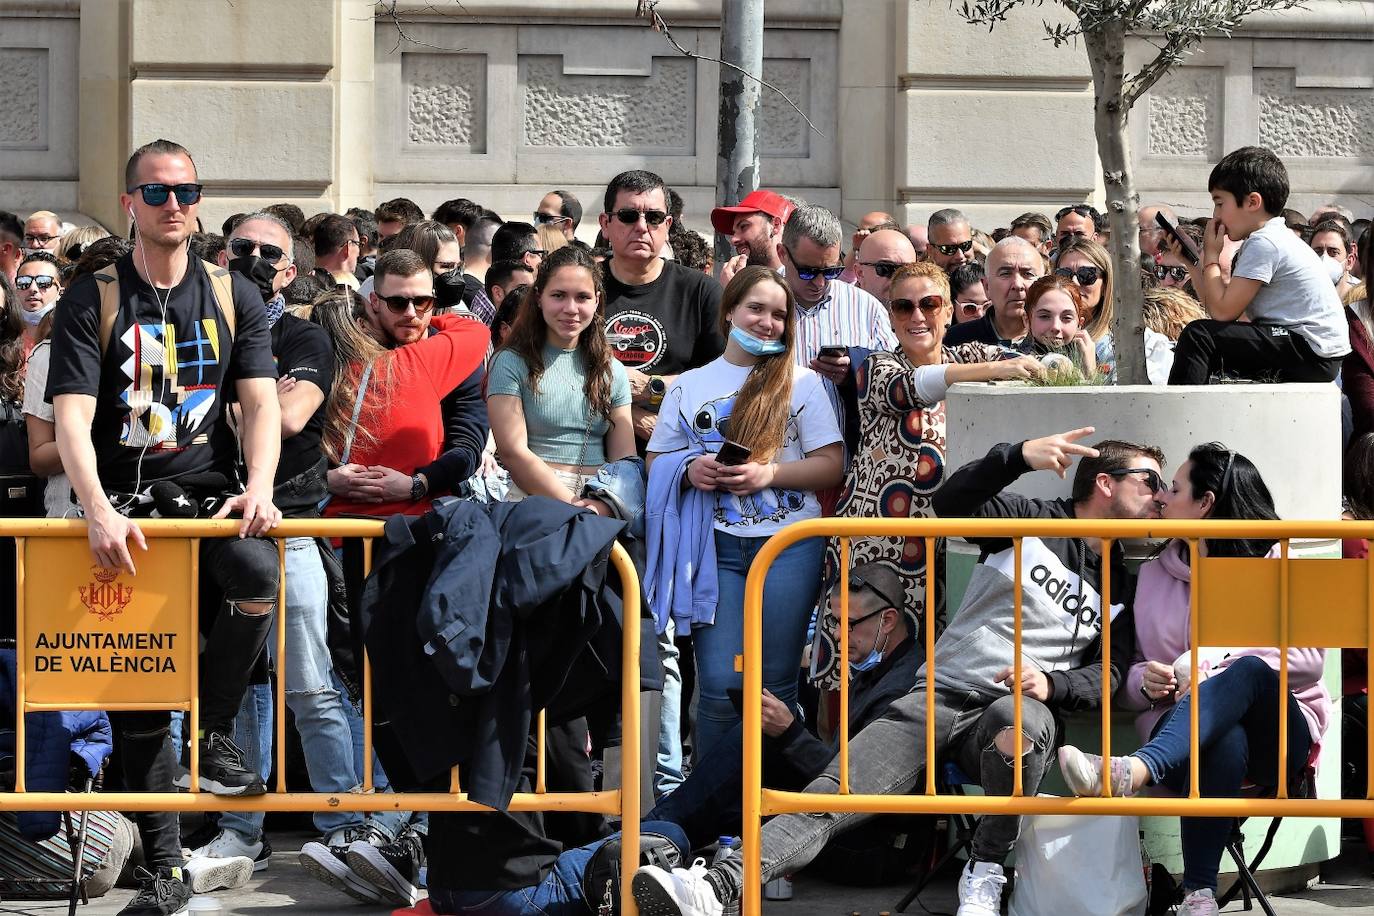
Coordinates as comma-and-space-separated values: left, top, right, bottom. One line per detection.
20, 303, 55, 326
1321, 254, 1346, 284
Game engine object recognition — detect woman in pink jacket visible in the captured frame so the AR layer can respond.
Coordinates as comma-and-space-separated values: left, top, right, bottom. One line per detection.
1057, 443, 1331, 916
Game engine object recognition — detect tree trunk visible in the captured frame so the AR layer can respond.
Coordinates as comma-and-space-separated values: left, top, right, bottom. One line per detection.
1084, 23, 1149, 386
714, 0, 764, 273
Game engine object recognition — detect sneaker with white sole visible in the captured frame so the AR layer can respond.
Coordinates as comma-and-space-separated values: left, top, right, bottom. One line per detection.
182, 854, 254, 894
632, 859, 725, 916
1057, 744, 1137, 797
345, 827, 424, 907
956, 860, 1006, 916
189, 827, 268, 873
117, 866, 192, 916
298, 825, 388, 904
1181, 887, 1220, 915
171, 732, 265, 797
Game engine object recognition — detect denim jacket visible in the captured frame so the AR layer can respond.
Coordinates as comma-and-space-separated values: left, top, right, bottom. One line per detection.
582, 457, 647, 539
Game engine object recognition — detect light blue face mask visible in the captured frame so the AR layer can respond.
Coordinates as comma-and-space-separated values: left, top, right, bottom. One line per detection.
729, 325, 786, 357
850, 628, 891, 673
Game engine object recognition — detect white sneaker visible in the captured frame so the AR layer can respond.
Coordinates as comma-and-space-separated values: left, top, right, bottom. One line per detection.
189, 827, 267, 872
1181, 887, 1220, 915
956, 860, 1006, 916
182, 853, 254, 893
632, 859, 725, 916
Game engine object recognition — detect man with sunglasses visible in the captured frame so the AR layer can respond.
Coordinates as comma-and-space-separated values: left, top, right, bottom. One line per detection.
854, 228, 917, 305
47, 139, 283, 915
535, 189, 582, 242
1054, 204, 1104, 247
927, 208, 975, 273
946, 237, 1042, 348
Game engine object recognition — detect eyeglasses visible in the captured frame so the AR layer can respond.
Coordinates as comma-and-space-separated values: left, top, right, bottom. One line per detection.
1107, 467, 1165, 494
846, 606, 892, 632
524, 249, 548, 260
611, 208, 668, 228
890, 295, 945, 316
956, 300, 985, 317
229, 237, 287, 264
1055, 265, 1103, 286
784, 246, 845, 281
1154, 264, 1188, 283
1056, 205, 1096, 222
127, 183, 204, 207
858, 260, 903, 279
23, 233, 58, 246
932, 240, 974, 256
377, 294, 436, 315
15, 275, 57, 292
533, 211, 570, 226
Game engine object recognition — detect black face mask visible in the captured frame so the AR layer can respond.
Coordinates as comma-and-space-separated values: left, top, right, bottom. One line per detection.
228, 255, 278, 303
434, 269, 466, 309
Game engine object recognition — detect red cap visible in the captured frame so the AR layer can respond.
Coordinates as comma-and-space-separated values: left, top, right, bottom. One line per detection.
710, 190, 796, 236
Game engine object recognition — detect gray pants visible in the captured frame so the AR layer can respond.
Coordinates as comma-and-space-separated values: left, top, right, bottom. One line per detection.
712, 685, 1059, 901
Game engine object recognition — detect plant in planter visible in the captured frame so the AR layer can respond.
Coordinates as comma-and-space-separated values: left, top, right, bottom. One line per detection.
950, 0, 1305, 385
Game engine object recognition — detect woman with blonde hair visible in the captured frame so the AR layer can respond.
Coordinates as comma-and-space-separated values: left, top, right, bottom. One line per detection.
1053, 234, 1117, 381
646, 265, 844, 758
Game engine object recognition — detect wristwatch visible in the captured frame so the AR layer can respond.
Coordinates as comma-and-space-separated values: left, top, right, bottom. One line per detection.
409, 473, 427, 501
648, 375, 667, 406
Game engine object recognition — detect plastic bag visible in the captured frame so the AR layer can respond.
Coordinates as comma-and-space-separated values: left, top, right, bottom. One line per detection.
1009, 812, 1147, 916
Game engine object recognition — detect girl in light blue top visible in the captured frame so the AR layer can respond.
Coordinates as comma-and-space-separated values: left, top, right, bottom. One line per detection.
488, 246, 635, 512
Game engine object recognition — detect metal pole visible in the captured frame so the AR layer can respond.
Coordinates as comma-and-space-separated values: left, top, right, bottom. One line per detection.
714, 0, 764, 273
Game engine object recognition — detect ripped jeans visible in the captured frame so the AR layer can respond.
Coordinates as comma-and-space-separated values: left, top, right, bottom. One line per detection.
709, 685, 1059, 902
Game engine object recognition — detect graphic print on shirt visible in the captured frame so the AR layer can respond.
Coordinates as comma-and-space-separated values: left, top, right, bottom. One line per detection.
605, 310, 665, 370
117, 319, 220, 451
691, 392, 805, 528
983, 536, 1125, 635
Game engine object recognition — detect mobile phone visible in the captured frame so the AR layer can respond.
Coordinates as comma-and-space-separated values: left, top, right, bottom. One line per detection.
817, 345, 847, 360
726, 688, 745, 712
716, 440, 752, 467
1155, 211, 1201, 265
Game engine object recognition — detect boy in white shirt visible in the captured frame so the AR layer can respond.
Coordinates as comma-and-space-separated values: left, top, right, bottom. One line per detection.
1167, 145, 1351, 384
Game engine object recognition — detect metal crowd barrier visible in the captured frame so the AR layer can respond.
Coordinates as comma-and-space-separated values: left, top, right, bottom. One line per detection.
3, 519, 641, 916
741, 518, 1374, 914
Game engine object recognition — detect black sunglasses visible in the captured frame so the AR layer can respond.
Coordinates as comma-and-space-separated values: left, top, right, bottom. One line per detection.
15, 275, 57, 291
859, 260, 903, 278
1056, 205, 1096, 222
1107, 467, 1165, 494
377, 294, 436, 315
933, 240, 974, 256
890, 295, 945, 316
784, 246, 844, 281
1154, 264, 1188, 283
127, 183, 203, 207
611, 208, 668, 227
1055, 265, 1103, 286
532, 211, 570, 225
229, 237, 287, 264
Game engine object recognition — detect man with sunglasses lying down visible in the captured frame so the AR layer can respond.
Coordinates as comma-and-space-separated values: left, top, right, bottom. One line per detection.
632, 427, 1157, 916
944, 236, 1045, 349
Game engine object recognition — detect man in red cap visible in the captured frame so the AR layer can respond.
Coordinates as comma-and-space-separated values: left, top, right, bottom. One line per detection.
710, 189, 796, 285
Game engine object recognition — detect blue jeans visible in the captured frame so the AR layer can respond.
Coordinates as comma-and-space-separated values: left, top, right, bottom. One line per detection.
655, 617, 685, 797
693, 534, 823, 762
427, 821, 688, 916
1134, 655, 1314, 892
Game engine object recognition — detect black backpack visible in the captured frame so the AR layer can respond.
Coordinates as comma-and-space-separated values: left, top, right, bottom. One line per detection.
0, 399, 42, 518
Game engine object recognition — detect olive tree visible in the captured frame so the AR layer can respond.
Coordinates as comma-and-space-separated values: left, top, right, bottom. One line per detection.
954, 0, 1304, 384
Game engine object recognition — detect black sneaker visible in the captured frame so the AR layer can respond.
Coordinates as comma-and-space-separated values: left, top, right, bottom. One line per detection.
299, 826, 387, 904
118, 866, 192, 916
173, 732, 265, 796
346, 828, 424, 906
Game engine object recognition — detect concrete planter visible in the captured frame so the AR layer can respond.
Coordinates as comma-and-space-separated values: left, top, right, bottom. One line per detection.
941, 382, 1344, 886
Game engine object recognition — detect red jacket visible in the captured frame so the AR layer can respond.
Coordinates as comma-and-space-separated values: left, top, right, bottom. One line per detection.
1344, 305, 1374, 438
325, 314, 488, 519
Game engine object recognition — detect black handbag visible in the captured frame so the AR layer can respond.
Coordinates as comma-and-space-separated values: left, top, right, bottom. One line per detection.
0, 399, 42, 518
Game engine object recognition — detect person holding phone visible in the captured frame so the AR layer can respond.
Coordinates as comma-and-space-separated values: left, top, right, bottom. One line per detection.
646, 266, 844, 760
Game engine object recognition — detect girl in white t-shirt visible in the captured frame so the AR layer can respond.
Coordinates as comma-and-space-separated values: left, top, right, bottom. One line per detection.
647, 266, 843, 760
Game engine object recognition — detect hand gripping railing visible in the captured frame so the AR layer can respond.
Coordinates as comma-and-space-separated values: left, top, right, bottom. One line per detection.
4, 518, 641, 916
740, 517, 1374, 915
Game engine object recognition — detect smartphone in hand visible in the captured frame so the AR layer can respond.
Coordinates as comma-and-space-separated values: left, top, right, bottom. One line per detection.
716, 440, 753, 467
817, 345, 847, 360
1155, 211, 1201, 265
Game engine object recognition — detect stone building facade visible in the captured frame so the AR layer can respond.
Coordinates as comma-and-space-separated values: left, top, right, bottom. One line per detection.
2, 0, 1371, 238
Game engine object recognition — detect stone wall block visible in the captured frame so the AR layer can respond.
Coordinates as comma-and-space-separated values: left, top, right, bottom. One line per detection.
131, 0, 334, 72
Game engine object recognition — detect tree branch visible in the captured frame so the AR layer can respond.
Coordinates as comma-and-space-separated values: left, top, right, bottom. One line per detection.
635, 0, 824, 138
370, 0, 470, 54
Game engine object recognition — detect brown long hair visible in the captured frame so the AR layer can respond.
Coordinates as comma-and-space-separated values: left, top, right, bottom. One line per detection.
314, 290, 392, 461
718, 266, 795, 464
0, 274, 25, 402
496, 245, 616, 420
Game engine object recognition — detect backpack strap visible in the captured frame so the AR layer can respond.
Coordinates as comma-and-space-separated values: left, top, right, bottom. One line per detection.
200, 259, 237, 341
93, 260, 238, 357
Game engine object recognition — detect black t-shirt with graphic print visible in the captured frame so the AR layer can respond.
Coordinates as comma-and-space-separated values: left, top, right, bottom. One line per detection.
46, 252, 277, 492
602, 258, 725, 378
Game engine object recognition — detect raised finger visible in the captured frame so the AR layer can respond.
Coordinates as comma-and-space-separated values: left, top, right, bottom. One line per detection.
1062, 443, 1100, 458
1060, 426, 1096, 442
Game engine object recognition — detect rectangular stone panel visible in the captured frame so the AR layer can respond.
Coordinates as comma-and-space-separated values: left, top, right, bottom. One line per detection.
0, 48, 46, 148
760, 58, 810, 158
1255, 68, 1374, 159
1144, 67, 1222, 160
131, 0, 334, 74
899, 0, 1089, 82
404, 53, 488, 153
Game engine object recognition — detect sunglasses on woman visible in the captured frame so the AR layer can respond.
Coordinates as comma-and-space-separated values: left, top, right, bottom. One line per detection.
377, 294, 436, 315
15, 275, 57, 292
228, 237, 287, 263
932, 240, 974, 256
859, 260, 903, 278
127, 183, 204, 207
611, 208, 668, 227
1055, 265, 1103, 286
1154, 264, 1188, 283
889, 295, 945, 316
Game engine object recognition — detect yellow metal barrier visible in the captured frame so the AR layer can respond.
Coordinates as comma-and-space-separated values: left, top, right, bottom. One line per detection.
4, 518, 641, 915
741, 518, 1374, 914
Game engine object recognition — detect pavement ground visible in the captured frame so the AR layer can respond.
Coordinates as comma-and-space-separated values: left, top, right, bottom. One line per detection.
4, 830, 1371, 916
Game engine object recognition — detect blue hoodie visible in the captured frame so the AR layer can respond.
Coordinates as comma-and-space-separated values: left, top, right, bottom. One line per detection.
645, 445, 718, 635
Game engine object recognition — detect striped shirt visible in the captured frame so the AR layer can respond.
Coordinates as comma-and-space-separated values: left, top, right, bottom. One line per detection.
792, 280, 898, 368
